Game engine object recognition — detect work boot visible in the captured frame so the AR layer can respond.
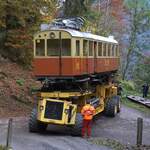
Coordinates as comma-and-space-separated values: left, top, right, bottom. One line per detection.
87, 136, 90, 139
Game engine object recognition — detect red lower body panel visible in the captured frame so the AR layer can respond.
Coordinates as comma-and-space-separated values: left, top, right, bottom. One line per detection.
95, 58, 119, 73
33, 57, 119, 77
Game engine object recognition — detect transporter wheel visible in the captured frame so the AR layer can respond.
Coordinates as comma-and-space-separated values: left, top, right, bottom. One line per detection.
71, 113, 83, 136
104, 96, 118, 117
29, 108, 47, 132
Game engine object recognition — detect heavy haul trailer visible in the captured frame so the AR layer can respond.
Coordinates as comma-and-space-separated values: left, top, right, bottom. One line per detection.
29, 83, 121, 135
29, 18, 121, 135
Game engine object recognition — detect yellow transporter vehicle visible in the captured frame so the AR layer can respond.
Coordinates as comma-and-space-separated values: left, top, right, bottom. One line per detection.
29, 18, 121, 135
29, 84, 120, 135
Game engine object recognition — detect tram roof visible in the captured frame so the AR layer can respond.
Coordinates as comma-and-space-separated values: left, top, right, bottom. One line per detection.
37, 28, 118, 44
62, 29, 118, 44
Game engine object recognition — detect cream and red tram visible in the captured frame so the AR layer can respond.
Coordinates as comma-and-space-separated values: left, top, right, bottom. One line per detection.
33, 29, 119, 84
29, 20, 121, 133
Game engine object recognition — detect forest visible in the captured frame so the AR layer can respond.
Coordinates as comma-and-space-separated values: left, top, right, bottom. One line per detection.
0, 0, 150, 90
0, 1, 150, 150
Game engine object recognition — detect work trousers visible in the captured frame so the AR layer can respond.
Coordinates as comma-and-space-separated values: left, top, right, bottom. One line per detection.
82, 119, 92, 137
143, 91, 148, 98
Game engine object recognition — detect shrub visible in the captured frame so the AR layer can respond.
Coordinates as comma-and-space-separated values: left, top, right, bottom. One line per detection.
0, 145, 5, 150
120, 80, 137, 97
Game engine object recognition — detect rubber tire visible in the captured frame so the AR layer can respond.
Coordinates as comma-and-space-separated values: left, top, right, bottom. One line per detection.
70, 113, 83, 136
29, 108, 47, 132
104, 97, 118, 117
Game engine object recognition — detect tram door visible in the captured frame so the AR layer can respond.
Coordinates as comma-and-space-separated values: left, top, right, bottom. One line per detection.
94, 41, 97, 73
74, 40, 81, 75
59, 32, 72, 76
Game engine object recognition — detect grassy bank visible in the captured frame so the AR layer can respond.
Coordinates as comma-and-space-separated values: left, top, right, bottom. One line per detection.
120, 80, 150, 114
89, 138, 126, 150
89, 138, 150, 150
0, 146, 4, 150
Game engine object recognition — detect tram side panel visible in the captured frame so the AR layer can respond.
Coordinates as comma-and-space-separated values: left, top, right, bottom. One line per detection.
87, 57, 94, 74
33, 58, 60, 77
95, 57, 119, 73
72, 57, 82, 76
33, 55, 119, 77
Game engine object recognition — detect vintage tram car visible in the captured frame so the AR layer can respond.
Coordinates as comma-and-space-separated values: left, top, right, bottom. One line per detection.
33, 28, 119, 82
29, 19, 121, 134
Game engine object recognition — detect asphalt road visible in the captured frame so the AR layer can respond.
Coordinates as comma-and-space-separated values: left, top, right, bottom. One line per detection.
92, 105, 150, 145
0, 105, 150, 150
0, 122, 110, 150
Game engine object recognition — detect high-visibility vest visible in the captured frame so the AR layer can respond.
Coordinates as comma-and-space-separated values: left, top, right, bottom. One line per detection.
81, 104, 95, 120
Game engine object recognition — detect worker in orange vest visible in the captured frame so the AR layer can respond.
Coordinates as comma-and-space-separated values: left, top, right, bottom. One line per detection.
81, 101, 95, 138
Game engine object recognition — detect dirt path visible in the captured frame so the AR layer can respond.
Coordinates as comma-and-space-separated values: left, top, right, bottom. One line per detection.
0, 105, 150, 150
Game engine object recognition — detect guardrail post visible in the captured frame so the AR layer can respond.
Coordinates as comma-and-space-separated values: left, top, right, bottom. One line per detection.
6, 118, 13, 150
137, 117, 143, 146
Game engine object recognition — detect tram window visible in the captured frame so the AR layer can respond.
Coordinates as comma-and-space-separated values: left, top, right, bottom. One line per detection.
98, 42, 102, 56
62, 39, 71, 56
35, 39, 45, 56
114, 45, 116, 56
108, 44, 111, 56
89, 41, 93, 56
47, 39, 59, 56
116, 45, 119, 56
94, 42, 97, 57
83, 40, 88, 56
103, 43, 107, 56
118, 45, 120, 56
75, 40, 80, 56
47, 39, 71, 56
112, 45, 115, 56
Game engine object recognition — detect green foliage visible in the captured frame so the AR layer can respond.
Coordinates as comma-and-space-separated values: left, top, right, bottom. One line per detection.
30, 87, 40, 95
63, 0, 86, 17
0, 0, 57, 67
0, 1, 6, 28
133, 57, 150, 89
89, 138, 126, 150
120, 80, 136, 97
85, 0, 112, 36
0, 145, 5, 150
124, 0, 148, 9
16, 79, 25, 86
122, 0, 150, 80
82, 8, 105, 35
121, 80, 135, 91
3, 28, 33, 66
63, 0, 110, 36
120, 79, 150, 114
